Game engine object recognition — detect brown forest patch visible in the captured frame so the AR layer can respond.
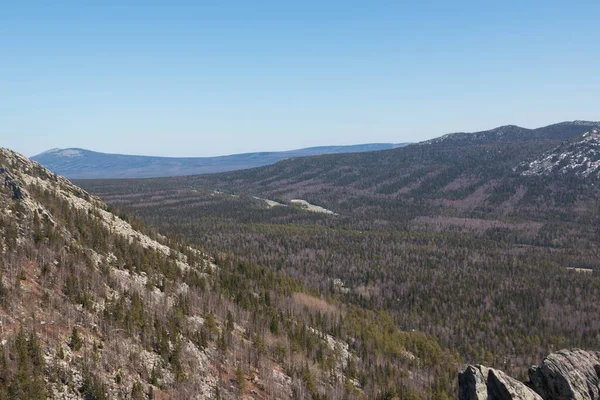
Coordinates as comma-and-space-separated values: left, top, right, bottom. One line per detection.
413, 216, 543, 236
292, 292, 339, 315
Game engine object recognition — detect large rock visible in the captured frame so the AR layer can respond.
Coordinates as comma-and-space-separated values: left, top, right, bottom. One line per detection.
459, 365, 489, 400
459, 349, 600, 400
459, 365, 542, 400
487, 368, 542, 400
528, 349, 600, 400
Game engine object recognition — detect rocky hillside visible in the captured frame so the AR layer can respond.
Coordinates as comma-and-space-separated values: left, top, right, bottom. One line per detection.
520, 128, 600, 178
0, 148, 222, 398
459, 349, 600, 400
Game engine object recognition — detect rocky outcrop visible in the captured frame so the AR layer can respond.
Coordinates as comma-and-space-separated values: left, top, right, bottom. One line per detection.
489, 368, 543, 400
459, 365, 488, 400
459, 349, 600, 400
528, 349, 600, 400
520, 128, 600, 178
459, 365, 542, 400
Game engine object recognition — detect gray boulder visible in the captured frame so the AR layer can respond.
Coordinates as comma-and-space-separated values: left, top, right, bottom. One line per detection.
487, 368, 542, 400
459, 365, 489, 400
528, 349, 600, 400
459, 365, 542, 400
459, 349, 600, 400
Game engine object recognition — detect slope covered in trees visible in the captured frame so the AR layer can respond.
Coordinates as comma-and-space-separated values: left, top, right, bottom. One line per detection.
79, 121, 600, 387
0, 148, 463, 399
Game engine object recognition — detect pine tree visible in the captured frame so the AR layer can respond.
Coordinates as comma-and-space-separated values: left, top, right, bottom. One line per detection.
131, 382, 144, 400
70, 327, 83, 351
235, 366, 245, 395
226, 310, 234, 332
204, 312, 217, 339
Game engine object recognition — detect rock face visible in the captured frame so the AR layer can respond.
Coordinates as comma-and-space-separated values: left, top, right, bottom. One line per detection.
488, 368, 543, 400
459, 365, 489, 400
520, 128, 600, 178
528, 349, 600, 400
459, 365, 542, 400
459, 349, 600, 400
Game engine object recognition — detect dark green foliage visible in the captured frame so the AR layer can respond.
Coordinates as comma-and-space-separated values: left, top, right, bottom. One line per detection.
226, 310, 234, 332
204, 312, 217, 339
70, 327, 83, 351
80, 366, 107, 400
0, 328, 46, 400
149, 366, 158, 386
131, 381, 144, 400
170, 339, 185, 382
235, 366, 245, 395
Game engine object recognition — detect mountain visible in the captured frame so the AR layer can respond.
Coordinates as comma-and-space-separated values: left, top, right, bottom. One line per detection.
78, 119, 600, 388
423, 120, 599, 145
96, 120, 598, 216
0, 147, 460, 399
31, 143, 409, 179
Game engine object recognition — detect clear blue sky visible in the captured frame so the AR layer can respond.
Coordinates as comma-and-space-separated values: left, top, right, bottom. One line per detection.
2, 1, 599, 157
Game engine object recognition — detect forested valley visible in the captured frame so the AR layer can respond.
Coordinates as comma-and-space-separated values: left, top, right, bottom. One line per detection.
78, 121, 600, 394
0, 148, 459, 399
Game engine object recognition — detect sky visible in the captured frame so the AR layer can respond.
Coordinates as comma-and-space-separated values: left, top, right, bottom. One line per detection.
1, 1, 599, 157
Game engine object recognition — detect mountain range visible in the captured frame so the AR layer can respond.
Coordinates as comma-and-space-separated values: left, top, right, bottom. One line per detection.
31, 143, 409, 179
99, 120, 599, 215
3, 119, 600, 399
33, 121, 599, 182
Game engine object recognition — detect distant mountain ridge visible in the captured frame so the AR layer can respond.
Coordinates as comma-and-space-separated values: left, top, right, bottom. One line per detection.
422, 120, 600, 145
144, 120, 600, 205
33, 121, 600, 179
32, 143, 408, 179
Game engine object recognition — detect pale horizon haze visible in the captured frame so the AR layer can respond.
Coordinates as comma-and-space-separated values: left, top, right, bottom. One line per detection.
2, 1, 599, 157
